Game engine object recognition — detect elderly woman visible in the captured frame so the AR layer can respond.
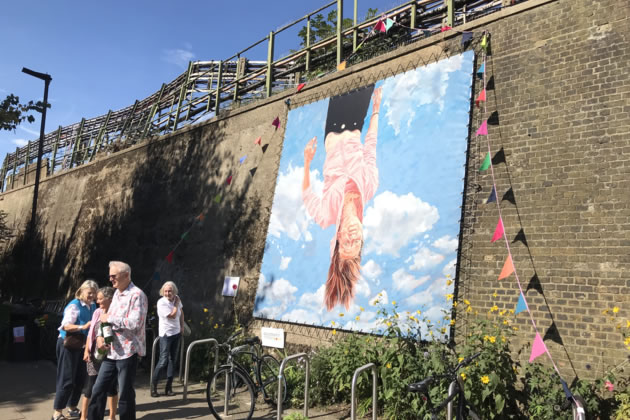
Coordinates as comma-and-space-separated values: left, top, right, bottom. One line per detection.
80, 287, 118, 420
52, 280, 98, 420
151, 281, 184, 397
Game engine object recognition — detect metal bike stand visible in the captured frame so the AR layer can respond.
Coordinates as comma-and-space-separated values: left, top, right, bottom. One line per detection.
277, 352, 310, 420
149, 336, 186, 387
351, 363, 377, 420
183, 338, 220, 401
446, 380, 457, 419
178, 337, 185, 383
149, 337, 160, 386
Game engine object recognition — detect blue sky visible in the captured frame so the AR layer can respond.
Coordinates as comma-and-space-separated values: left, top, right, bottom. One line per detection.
254, 51, 474, 337
0, 0, 399, 159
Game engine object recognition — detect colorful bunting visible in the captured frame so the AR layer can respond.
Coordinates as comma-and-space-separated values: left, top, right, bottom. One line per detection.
529, 332, 548, 362
486, 186, 497, 203
441, 26, 452, 32
239, 155, 247, 164
226, 175, 232, 185
498, 255, 514, 280
166, 251, 174, 264
476, 63, 485, 79
475, 89, 486, 107
337, 61, 347, 71
153, 271, 160, 282
272, 116, 280, 129
374, 20, 386, 33
479, 153, 491, 171
296, 83, 306, 92
384, 18, 394, 32
515, 293, 527, 314
491, 218, 504, 242
481, 34, 489, 51
254, 136, 262, 146
461, 31, 473, 45
476, 120, 488, 136
214, 194, 222, 203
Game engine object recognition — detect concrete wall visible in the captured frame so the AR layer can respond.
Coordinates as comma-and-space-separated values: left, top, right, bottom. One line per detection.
0, 0, 628, 380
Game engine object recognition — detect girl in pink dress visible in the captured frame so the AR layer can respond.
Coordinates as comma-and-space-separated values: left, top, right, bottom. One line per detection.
302, 85, 382, 311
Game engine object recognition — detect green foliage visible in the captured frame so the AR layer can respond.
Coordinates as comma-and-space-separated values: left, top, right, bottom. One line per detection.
282, 413, 309, 420
614, 387, 630, 420
0, 94, 49, 132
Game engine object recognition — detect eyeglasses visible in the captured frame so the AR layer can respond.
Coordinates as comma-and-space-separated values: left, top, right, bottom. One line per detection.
109, 273, 125, 279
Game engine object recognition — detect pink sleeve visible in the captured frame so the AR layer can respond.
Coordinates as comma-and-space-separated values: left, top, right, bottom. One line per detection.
361, 129, 379, 201
302, 185, 336, 228
86, 309, 101, 352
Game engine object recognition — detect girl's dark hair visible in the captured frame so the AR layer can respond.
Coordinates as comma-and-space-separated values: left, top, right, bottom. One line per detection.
98, 286, 115, 300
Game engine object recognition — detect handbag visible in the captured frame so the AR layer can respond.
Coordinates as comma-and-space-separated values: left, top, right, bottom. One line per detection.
63, 331, 86, 350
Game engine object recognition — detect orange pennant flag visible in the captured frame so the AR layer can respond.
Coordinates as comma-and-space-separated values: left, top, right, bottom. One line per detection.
498, 255, 514, 280
337, 61, 347, 71
475, 89, 486, 107
254, 136, 262, 146
196, 213, 205, 221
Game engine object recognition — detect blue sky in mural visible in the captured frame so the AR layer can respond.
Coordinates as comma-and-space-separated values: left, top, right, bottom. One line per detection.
254, 51, 474, 337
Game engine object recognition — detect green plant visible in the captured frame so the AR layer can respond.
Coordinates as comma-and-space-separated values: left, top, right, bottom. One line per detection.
282, 413, 310, 420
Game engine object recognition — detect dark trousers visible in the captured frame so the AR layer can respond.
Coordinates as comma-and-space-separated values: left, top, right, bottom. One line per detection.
53, 337, 87, 410
152, 333, 180, 386
88, 354, 137, 420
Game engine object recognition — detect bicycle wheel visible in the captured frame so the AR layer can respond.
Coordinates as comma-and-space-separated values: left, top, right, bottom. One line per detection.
257, 354, 287, 405
207, 367, 255, 420
572, 395, 587, 420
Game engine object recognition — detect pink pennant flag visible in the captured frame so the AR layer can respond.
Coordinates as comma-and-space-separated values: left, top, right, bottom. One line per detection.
374, 20, 386, 33
498, 255, 514, 280
166, 251, 174, 264
272, 116, 280, 129
491, 218, 504, 242
226, 175, 232, 185
475, 89, 486, 107
476, 120, 488, 136
254, 136, 262, 146
529, 332, 548, 362
441, 26, 452, 32
296, 83, 306, 92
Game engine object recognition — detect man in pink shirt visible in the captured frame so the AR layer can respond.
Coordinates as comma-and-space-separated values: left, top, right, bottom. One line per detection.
88, 261, 147, 420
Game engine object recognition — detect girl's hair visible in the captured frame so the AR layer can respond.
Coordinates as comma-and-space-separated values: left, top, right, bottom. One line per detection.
75, 280, 99, 299
98, 286, 115, 300
159, 281, 179, 297
325, 241, 362, 311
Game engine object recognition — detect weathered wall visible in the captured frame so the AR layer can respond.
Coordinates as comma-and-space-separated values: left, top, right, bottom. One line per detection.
0, 0, 628, 380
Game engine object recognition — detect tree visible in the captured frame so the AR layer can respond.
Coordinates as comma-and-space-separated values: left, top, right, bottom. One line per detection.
297, 8, 379, 49
0, 94, 49, 132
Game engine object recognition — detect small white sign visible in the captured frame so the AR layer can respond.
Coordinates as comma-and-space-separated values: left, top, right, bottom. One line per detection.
222, 276, 240, 297
13, 326, 25, 343
261, 327, 285, 349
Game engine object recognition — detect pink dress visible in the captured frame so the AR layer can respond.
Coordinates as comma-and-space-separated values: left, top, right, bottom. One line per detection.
302, 127, 378, 255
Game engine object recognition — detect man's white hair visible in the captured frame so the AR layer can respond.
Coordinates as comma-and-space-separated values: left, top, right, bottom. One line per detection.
109, 261, 131, 280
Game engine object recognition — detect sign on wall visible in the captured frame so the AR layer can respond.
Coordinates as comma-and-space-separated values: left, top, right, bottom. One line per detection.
254, 51, 474, 336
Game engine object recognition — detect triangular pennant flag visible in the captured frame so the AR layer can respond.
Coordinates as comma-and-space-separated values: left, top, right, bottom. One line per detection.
498, 255, 514, 280
214, 194, 222, 203
491, 218, 504, 242
337, 61, 347, 71
196, 212, 205, 221
486, 186, 497, 203
421, 29, 432, 37
481, 34, 489, 51
152, 271, 160, 282
239, 155, 247, 164
181, 231, 189, 240
515, 293, 527, 314
441, 25, 452, 32
254, 136, 262, 146
226, 175, 232, 185
272, 116, 280, 129
374, 20, 386, 33
166, 251, 174, 264
476, 63, 485, 79
475, 89, 486, 107
479, 153, 491, 172
476, 120, 488, 136
529, 332, 548, 362
461, 31, 473, 45
384, 18, 394, 32
296, 83, 306, 92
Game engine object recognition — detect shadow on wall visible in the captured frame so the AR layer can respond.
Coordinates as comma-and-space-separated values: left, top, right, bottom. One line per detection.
0, 117, 269, 328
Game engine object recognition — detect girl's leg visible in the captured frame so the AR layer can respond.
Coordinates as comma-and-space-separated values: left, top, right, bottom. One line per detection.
108, 394, 118, 419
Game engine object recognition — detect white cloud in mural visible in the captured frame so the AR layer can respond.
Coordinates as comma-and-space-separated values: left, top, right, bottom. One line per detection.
268, 164, 323, 241
392, 268, 430, 292
356, 276, 371, 297
408, 247, 445, 271
433, 235, 459, 253
342, 310, 379, 331
363, 191, 439, 256
382, 53, 464, 135
282, 309, 316, 324
279, 256, 292, 271
361, 259, 383, 284
369, 289, 389, 306
254, 273, 298, 318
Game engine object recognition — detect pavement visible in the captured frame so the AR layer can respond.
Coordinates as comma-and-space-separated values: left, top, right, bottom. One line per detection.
0, 360, 350, 419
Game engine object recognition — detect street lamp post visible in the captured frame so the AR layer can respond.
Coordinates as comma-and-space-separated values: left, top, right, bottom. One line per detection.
21, 67, 51, 237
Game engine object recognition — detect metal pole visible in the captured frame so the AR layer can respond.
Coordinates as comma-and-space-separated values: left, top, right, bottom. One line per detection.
182, 338, 219, 401
447, 380, 457, 419
336, 0, 344, 65
351, 363, 377, 420
306, 16, 311, 72
178, 335, 185, 383
446, 0, 454, 27
149, 337, 160, 387
352, 0, 358, 52
277, 353, 310, 420
266, 31, 275, 98
411, 2, 417, 29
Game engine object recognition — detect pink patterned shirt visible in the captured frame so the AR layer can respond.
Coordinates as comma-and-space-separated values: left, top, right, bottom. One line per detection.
302, 128, 378, 256
106, 282, 148, 360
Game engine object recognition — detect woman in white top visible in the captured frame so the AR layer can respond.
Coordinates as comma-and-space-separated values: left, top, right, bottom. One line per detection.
151, 281, 184, 397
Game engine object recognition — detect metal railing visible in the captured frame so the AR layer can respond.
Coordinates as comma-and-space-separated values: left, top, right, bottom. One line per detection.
277, 352, 310, 420
1, 0, 516, 192
182, 337, 219, 401
149, 336, 186, 387
351, 363, 378, 420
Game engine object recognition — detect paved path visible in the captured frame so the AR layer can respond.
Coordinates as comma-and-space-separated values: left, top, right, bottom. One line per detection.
0, 361, 350, 419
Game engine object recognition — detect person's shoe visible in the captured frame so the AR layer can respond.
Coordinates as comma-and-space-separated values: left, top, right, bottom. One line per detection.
52, 414, 67, 420
66, 408, 80, 419
164, 387, 176, 397
165, 377, 175, 396
151, 386, 160, 398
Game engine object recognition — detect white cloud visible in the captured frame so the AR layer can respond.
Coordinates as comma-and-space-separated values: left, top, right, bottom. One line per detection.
268, 163, 322, 241
19, 126, 39, 136
298, 284, 325, 309
369, 289, 388, 306
382, 54, 464, 135
404, 290, 433, 307
342, 310, 379, 332
356, 276, 371, 297
442, 258, 457, 278
432, 235, 459, 253
279, 256, 291, 271
254, 273, 297, 318
392, 268, 430, 292
363, 191, 439, 256
162, 47, 195, 69
12, 139, 28, 147
361, 259, 382, 284
408, 247, 444, 271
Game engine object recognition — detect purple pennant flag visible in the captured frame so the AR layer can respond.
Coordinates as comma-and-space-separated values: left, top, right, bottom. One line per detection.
486, 186, 497, 203
515, 293, 527, 314
461, 31, 473, 45
272, 116, 280, 129
239, 155, 247, 164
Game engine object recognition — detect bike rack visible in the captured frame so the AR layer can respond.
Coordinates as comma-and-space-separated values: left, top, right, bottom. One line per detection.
351, 363, 378, 420
182, 338, 219, 401
277, 352, 310, 420
446, 380, 457, 419
149, 336, 186, 387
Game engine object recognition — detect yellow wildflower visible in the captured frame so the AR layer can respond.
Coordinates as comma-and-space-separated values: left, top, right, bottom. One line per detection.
509, 309, 515, 314
616, 324, 621, 330
214, 323, 218, 329
203, 308, 209, 313
493, 291, 498, 298
602, 309, 609, 315
440, 327, 447, 334
416, 310, 422, 315
613, 307, 620, 314
332, 329, 337, 335
386, 321, 392, 327
466, 306, 473, 313
446, 274, 451, 278
501, 336, 506, 342
331, 320, 336, 326
499, 310, 506, 316
355, 316, 360, 321
450, 319, 456, 326
503, 319, 509, 325
446, 280, 453, 286
453, 302, 458, 307
339, 313, 344, 317
464, 299, 470, 306
627, 320, 630, 328
461, 373, 467, 380
481, 375, 490, 384
446, 294, 454, 301
360, 306, 365, 312
490, 305, 499, 312
459, 357, 464, 363
512, 326, 519, 331
395, 313, 400, 319
392, 301, 397, 305
386, 363, 392, 369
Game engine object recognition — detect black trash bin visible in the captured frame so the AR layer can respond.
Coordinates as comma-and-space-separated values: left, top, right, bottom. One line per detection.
9, 306, 40, 361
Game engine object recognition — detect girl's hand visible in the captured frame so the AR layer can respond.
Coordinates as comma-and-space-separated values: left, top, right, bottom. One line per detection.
304, 137, 317, 165
372, 87, 382, 114
82, 321, 91, 330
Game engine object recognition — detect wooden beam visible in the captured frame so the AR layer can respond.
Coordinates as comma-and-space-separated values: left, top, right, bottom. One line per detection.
70, 118, 86, 168
90, 111, 112, 161
265, 31, 274, 97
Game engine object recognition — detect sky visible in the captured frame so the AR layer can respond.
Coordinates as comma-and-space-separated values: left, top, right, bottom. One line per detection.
254, 51, 474, 338
0, 0, 405, 160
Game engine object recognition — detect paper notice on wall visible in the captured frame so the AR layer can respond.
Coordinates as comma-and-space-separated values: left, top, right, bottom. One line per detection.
13, 326, 25, 343
222, 276, 240, 297
261, 327, 284, 349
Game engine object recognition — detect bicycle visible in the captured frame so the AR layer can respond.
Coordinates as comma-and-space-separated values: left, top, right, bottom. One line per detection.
206, 330, 287, 420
